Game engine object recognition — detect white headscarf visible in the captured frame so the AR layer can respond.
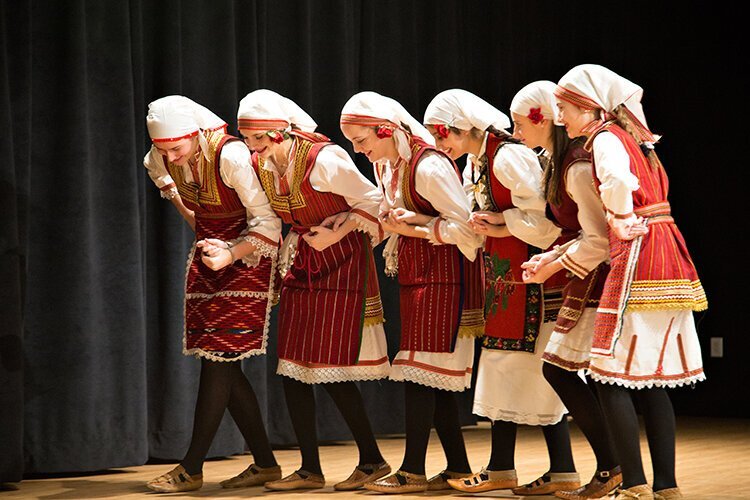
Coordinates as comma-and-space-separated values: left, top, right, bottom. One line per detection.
340, 91, 434, 161
556, 64, 657, 143
146, 95, 226, 143
423, 89, 511, 132
237, 89, 317, 132
509, 81, 562, 126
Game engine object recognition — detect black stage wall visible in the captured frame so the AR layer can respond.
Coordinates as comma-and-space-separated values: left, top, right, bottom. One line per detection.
1, 0, 744, 482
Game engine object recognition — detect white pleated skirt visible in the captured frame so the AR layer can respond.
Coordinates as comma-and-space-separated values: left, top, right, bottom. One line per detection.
473, 323, 567, 425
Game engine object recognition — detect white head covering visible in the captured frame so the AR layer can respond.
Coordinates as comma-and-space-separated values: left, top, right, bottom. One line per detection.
510, 81, 562, 126
423, 89, 511, 132
146, 95, 226, 143
340, 91, 434, 161
237, 89, 317, 133
556, 64, 657, 143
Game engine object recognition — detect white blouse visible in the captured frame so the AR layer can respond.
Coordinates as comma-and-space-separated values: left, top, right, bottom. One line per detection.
557, 161, 610, 279
143, 140, 281, 265
591, 131, 640, 217
379, 150, 481, 261
466, 135, 561, 250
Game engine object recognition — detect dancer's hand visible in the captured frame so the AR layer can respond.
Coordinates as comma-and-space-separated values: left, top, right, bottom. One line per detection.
318, 212, 349, 231
470, 210, 505, 226
609, 214, 649, 240
197, 239, 233, 270
303, 225, 342, 252
521, 250, 558, 276
390, 207, 432, 225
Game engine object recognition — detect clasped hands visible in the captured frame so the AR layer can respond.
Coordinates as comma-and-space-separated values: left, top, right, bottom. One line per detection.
608, 213, 649, 241
302, 211, 351, 251
378, 207, 430, 237
196, 238, 233, 270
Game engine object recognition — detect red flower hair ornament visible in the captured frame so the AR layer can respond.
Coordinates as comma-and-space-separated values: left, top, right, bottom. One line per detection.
527, 107, 545, 125
434, 124, 450, 138
266, 130, 286, 143
375, 125, 394, 139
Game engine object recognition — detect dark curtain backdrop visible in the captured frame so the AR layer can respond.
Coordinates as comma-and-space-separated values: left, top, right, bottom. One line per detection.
0, 0, 743, 482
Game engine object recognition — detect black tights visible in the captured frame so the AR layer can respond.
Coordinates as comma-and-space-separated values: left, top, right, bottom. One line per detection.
282, 377, 384, 475
400, 382, 471, 476
594, 382, 676, 490
543, 363, 618, 472
487, 417, 576, 473
181, 359, 276, 476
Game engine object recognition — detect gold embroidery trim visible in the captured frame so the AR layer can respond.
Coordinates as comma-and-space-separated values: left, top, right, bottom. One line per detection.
166, 131, 224, 207
257, 138, 310, 214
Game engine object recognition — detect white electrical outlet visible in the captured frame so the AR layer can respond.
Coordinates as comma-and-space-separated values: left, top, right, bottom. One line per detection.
710, 337, 723, 358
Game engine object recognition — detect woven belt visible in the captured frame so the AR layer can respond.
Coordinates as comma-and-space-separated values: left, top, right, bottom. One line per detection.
635, 201, 672, 225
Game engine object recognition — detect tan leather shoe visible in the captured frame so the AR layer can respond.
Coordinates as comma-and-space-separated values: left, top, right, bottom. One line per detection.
264, 469, 325, 491
556, 466, 622, 499
615, 484, 655, 499
654, 487, 682, 499
426, 470, 474, 491
334, 461, 391, 491
447, 468, 518, 493
364, 470, 428, 494
513, 472, 581, 495
220, 463, 281, 488
146, 465, 203, 493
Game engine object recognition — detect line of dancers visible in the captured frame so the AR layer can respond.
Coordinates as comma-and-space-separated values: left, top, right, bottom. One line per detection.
142, 64, 707, 500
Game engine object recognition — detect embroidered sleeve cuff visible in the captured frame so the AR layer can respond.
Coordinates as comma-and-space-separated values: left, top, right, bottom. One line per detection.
350, 209, 384, 246
560, 252, 590, 280
159, 184, 178, 200
424, 217, 445, 245
228, 231, 279, 267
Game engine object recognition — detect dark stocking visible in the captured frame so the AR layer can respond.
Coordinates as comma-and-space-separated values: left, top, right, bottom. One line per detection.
636, 387, 677, 491
542, 418, 576, 473
226, 365, 277, 468
181, 360, 234, 475
487, 419, 517, 471
323, 382, 384, 466
594, 382, 647, 488
400, 382, 435, 475
543, 363, 618, 471
281, 377, 322, 474
433, 390, 471, 473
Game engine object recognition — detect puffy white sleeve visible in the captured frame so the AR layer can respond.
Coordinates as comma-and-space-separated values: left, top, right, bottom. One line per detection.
218, 141, 281, 266
143, 146, 178, 199
592, 131, 640, 217
558, 161, 610, 279
492, 143, 561, 249
415, 152, 482, 260
308, 144, 384, 246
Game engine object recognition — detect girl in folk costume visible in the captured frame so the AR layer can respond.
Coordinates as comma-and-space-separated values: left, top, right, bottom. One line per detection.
143, 96, 282, 493
232, 89, 390, 491
514, 81, 622, 499
423, 89, 580, 496
340, 92, 485, 494
555, 64, 707, 500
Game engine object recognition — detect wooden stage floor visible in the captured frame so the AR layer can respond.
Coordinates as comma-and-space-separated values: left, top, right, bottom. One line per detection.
2, 416, 747, 499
